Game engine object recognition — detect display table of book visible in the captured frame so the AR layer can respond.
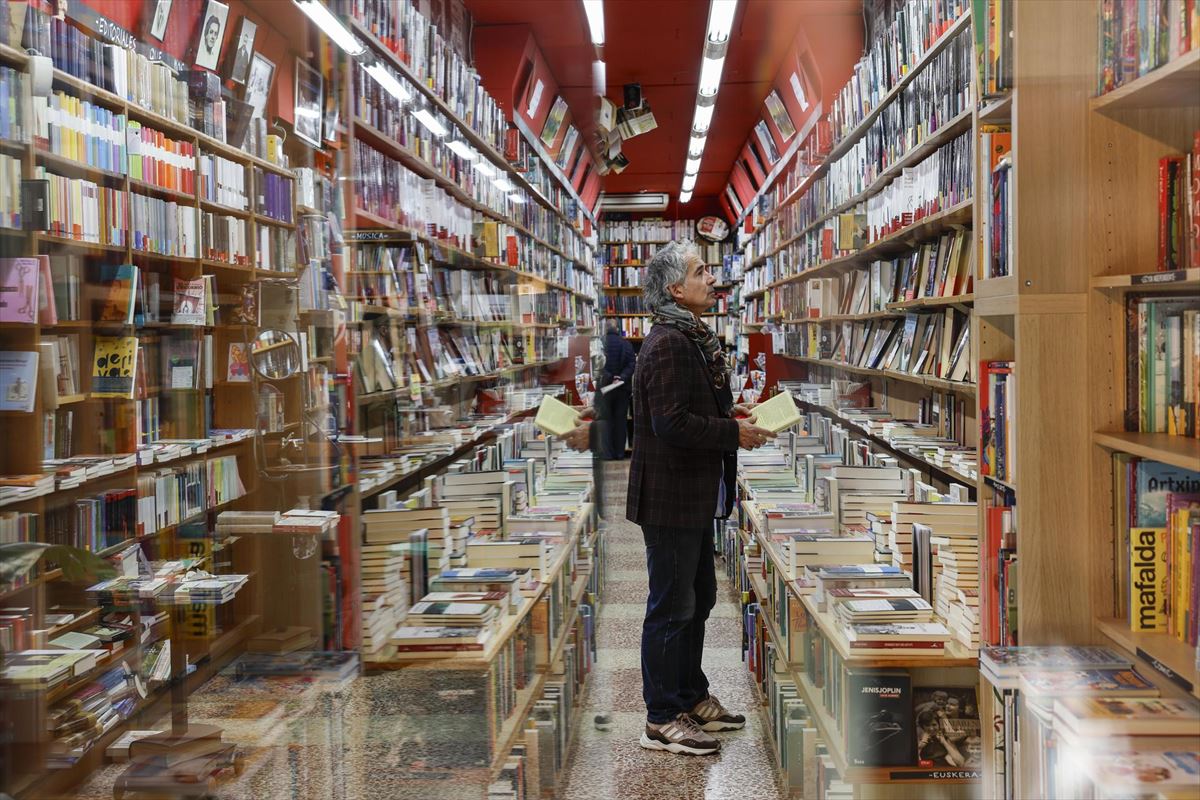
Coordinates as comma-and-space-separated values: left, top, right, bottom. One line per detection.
731, 444, 982, 798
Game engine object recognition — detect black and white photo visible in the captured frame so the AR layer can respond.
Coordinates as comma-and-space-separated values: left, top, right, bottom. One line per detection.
226, 16, 257, 85
194, 0, 229, 71
293, 58, 324, 147
147, 0, 173, 41
244, 52, 275, 120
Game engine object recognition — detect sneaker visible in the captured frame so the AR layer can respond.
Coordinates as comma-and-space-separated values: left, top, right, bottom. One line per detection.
689, 694, 746, 731
639, 713, 721, 756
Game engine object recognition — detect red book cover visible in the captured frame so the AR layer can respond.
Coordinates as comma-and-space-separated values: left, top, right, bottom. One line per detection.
1158, 156, 1184, 270
821, 227, 834, 261
506, 235, 519, 266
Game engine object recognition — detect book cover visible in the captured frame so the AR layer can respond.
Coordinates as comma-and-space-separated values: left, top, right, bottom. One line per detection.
1129, 527, 1168, 631
0, 351, 38, 412
1054, 696, 1200, 737
846, 671, 912, 767
0, 257, 39, 324
91, 336, 138, 399
172, 278, 207, 326
98, 265, 138, 324
914, 687, 981, 769
226, 343, 250, 382
1131, 459, 1200, 526
1019, 668, 1160, 698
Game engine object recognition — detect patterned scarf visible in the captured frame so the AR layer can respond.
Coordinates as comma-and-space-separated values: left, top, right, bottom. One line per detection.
651, 301, 730, 391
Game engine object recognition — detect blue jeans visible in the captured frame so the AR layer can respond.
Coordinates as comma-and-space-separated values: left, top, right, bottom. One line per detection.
640, 523, 718, 724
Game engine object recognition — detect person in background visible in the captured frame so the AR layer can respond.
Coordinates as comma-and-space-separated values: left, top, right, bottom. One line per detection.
599, 320, 636, 459
627, 241, 774, 756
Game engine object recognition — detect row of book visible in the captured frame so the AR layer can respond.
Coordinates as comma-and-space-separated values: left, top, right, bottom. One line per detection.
351, 139, 594, 297
783, 308, 973, 384
1155, 134, 1200, 273
1097, 0, 1200, 95
831, 0, 969, 143
744, 128, 972, 290
1124, 294, 1200, 438
1113, 454, 1200, 646
827, 29, 972, 213
602, 292, 734, 316
349, 62, 589, 264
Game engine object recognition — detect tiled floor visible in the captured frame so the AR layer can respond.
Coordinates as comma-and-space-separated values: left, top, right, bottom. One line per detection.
557, 462, 784, 800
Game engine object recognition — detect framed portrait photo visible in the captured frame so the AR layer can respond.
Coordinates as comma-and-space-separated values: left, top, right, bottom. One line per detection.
243, 52, 275, 120
226, 16, 257, 85
293, 58, 324, 148
146, 0, 173, 42
194, 0, 230, 71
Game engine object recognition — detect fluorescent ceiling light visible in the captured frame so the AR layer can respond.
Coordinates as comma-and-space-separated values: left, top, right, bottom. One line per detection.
507, 193, 527, 203
472, 160, 497, 177
294, 0, 365, 56
493, 177, 516, 191
706, 0, 738, 43
364, 62, 410, 102
446, 140, 478, 160
692, 103, 715, 133
688, 134, 707, 158
593, 60, 606, 94
698, 56, 725, 97
685, 156, 702, 175
582, 0, 604, 45
679, 190, 693, 203
682, 173, 697, 191
412, 108, 448, 137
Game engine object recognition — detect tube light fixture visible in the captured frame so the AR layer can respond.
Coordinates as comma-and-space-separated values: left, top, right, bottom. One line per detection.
294, 0, 365, 56
507, 194, 526, 204
412, 108, 448, 137
679, 190, 693, 203
698, 56, 725, 97
692, 103, 715, 134
445, 140, 479, 161
493, 177, 516, 191
685, 156, 702, 175
706, 0, 738, 44
364, 62, 410, 103
682, 173, 698, 192
593, 60, 606, 95
472, 160, 497, 177
688, 134, 707, 158
582, 0, 605, 46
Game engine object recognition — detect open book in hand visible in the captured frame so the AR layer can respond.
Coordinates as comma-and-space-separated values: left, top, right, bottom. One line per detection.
534, 395, 582, 437
599, 379, 624, 395
748, 389, 802, 433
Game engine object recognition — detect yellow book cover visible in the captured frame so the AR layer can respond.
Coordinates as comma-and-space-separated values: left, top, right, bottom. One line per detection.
533, 395, 580, 438
91, 336, 138, 399
1129, 527, 1168, 632
751, 389, 802, 434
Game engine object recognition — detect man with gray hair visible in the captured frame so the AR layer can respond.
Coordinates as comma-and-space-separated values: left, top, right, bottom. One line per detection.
627, 240, 773, 756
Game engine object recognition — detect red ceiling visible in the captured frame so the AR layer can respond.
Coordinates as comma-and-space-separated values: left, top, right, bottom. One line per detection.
465, 0, 863, 218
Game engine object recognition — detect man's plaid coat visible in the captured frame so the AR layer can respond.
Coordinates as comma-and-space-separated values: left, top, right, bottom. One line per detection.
625, 324, 739, 529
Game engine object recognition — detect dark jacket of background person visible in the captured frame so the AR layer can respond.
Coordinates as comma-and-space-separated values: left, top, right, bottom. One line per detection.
601, 329, 635, 387
626, 324, 738, 528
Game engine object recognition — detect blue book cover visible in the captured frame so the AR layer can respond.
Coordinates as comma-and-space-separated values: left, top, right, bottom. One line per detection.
1132, 460, 1200, 527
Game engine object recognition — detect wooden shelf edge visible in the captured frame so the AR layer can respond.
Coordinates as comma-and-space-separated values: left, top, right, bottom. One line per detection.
1095, 617, 1200, 699
1090, 48, 1200, 112
1092, 430, 1200, 471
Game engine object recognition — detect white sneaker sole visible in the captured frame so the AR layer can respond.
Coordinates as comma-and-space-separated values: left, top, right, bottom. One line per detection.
696, 718, 746, 732
639, 732, 720, 756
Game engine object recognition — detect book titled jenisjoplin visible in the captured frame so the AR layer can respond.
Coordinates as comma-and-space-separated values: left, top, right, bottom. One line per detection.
846, 671, 913, 767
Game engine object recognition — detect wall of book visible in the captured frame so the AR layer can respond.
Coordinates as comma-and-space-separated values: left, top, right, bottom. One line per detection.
0, 0, 605, 797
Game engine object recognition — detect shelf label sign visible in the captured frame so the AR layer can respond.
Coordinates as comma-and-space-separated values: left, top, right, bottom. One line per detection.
65, 3, 187, 74
1130, 270, 1189, 285
1136, 647, 1195, 694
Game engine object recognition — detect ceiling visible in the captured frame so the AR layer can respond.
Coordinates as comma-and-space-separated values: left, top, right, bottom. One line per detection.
466, 0, 864, 219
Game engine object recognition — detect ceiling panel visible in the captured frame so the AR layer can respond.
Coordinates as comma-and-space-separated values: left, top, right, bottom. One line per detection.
466, 0, 861, 215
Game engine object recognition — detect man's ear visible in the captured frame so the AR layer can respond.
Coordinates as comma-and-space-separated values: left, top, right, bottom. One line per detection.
667, 283, 683, 300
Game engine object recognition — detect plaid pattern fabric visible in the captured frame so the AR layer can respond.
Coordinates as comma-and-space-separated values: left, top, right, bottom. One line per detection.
626, 325, 739, 528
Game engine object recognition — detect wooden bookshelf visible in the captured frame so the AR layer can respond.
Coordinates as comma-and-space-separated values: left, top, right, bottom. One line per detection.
1095, 618, 1200, 699
781, 354, 977, 397
1091, 431, 1200, 472
1090, 48, 1200, 112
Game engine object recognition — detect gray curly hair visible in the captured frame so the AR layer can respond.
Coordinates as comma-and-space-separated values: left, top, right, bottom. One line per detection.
642, 241, 701, 312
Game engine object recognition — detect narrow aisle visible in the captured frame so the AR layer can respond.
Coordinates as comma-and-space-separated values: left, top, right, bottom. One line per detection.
560, 461, 785, 800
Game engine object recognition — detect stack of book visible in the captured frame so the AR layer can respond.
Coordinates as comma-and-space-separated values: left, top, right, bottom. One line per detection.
843, 621, 952, 657
169, 573, 249, 604
465, 538, 554, 580
834, 596, 934, 625
388, 624, 493, 657
770, 531, 874, 580
406, 599, 499, 631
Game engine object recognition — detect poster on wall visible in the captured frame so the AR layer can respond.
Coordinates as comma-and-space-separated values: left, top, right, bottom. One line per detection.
146, 0, 172, 41
540, 96, 568, 149
244, 53, 275, 120
294, 59, 325, 147
194, 0, 229, 71
764, 89, 797, 141
226, 16, 257, 85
